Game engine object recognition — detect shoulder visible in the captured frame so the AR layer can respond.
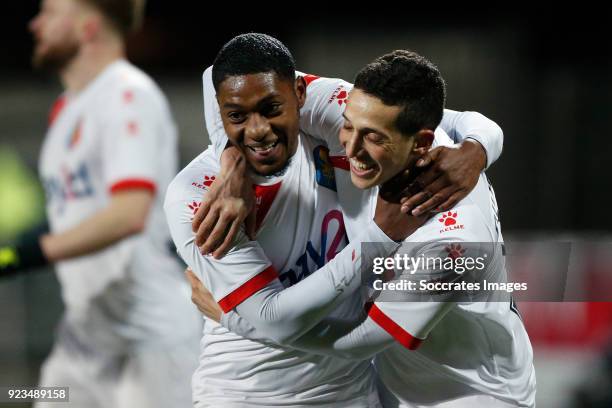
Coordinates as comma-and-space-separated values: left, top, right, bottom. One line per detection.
101, 61, 168, 112
164, 149, 220, 213
302, 74, 353, 102
410, 177, 497, 244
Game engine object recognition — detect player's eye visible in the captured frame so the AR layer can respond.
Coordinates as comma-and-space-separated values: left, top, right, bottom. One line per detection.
262, 103, 282, 117
342, 121, 353, 131
227, 111, 246, 123
365, 132, 384, 144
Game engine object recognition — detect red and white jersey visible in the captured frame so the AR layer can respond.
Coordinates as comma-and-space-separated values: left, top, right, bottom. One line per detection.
165, 135, 380, 406
198, 67, 532, 405
39, 60, 198, 350
363, 138, 534, 407
340, 152, 535, 405
299, 76, 535, 406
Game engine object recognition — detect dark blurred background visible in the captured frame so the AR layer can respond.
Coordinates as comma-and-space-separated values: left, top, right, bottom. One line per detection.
1, 2, 611, 407
3, 3, 611, 231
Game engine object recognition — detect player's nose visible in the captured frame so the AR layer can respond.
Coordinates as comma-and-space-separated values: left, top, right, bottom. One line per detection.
344, 131, 362, 158
244, 113, 271, 142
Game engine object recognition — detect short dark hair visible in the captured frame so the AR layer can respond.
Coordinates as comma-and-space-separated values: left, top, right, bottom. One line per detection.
212, 33, 296, 92
354, 50, 446, 135
79, 0, 146, 36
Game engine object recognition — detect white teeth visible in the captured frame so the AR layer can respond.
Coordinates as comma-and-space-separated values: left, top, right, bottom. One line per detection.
249, 141, 278, 152
350, 158, 374, 171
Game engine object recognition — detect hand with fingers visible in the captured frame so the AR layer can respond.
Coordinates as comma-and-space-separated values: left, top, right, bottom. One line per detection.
399, 139, 487, 216
185, 268, 222, 322
192, 146, 257, 259
375, 186, 431, 242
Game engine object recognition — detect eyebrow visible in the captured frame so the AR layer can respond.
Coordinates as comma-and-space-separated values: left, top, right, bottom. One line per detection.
342, 113, 389, 138
222, 102, 243, 110
222, 93, 282, 110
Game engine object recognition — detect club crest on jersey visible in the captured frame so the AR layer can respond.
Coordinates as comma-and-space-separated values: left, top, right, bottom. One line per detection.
439, 211, 465, 234
313, 146, 337, 191
328, 85, 348, 106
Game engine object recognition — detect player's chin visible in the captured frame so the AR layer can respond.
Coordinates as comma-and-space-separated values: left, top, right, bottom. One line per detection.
350, 171, 379, 190
249, 150, 289, 176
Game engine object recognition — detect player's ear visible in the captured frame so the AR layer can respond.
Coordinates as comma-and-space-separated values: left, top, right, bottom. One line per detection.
78, 13, 102, 43
295, 76, 306, 109
412, 129, 435, 155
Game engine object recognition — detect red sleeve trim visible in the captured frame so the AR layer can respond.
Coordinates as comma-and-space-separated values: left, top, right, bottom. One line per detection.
330, 155, 350, 171
366, 303, 424, 350
303, 74, 321, 86
109, 179, 157, 194
218, 265, 278, 313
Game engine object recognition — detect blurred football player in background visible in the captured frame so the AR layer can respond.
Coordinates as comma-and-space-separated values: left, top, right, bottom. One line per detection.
0, 1, 200, 406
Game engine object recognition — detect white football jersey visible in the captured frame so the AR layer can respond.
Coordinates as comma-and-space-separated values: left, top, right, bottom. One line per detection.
298, 76, 536, 406
355, 141, 535, 407
197, 67, 533, 406
165, 135, 384, 406
39, 60, 199, 351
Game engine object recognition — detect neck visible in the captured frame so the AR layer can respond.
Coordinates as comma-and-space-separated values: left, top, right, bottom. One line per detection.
59, 37, 125, 94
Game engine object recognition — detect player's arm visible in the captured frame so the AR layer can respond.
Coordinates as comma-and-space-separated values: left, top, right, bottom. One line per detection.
400, 110, 503, 216
202, 66, 231, 162
47, 85, 163, 261
40, 190, 153, 261
218, 236, 496, 359
193, 67, 255, 257
1, 87, 161, 274
220, 302, 398, 358
0, 191, 152, 276
300, 76, 504, 215
166, 161, 429, 345
440, 109, 503, 170
194, 71, 504, 255
300, 76, 504, 161
216, 240, 476, 358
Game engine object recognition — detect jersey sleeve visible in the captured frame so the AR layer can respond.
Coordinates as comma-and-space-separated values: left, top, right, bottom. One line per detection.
100, 85, 166, 194
202, 66, 228, 162
165, 148, 403, 344
440, 109, 504, 169
222, 241, 459, 357
222, 198, 500, 358
164, 149, 275, 309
